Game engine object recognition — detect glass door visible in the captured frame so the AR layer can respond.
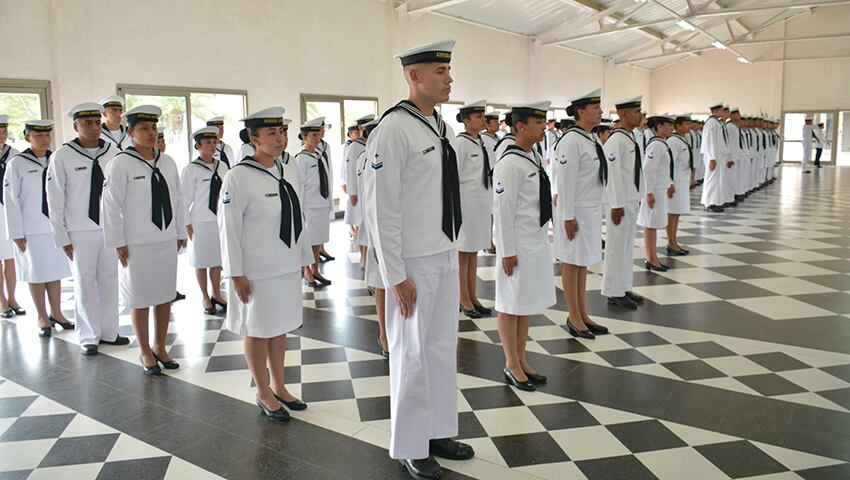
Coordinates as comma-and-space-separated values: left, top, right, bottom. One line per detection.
782, 111, 835, 164
836, 111, 850, 166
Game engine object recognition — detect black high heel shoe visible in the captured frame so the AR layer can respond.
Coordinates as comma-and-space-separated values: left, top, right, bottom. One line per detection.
49, 316, 75, 330
203, 303, 217, 315
644, 260, 668, 272
211, 298, 227, 312
319, 251, 335, 262
12, 307, 26, 316
523, 371, 547, 384
377, 337, 390, 359
152, 353, 179, 370
460, 305, 482, 319
39, 326, 52, 338
503, 368, 535, 392
585, 322, 609, 335
256, 396, 290, 420
665, 246, 688, 257
315, 276, 332, 286
141, 357, 161, 376
303, 278, 322, 288
473, 304, 492, 316
273, 393, 308, 411
567, 320, 595, 339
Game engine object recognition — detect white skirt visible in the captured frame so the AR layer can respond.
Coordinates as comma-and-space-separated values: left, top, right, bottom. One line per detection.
0, 235, 14, 260
458, 201, 491, 252
495, 241, 556, 316
554, 205, 602, 267
120, 240, 177, 309
306, 207, 331, 245
14, 233, 71, 283
225, 272, 303, 338
189, 221, 222, 268
364, 246, 384, 289
638, 192, 669, 230
668, 175, 691, 215
343, 196, 362, 226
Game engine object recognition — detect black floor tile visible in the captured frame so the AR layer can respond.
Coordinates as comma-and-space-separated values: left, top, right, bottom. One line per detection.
39, 433, 120, 467
807, 260, 850, 273
596, 349, 655, 368
576, 455, 659, 480
300, 347, 347, 365
356, 396, 390, 422
96, 456, 172, 480
457, 320, 480, 332
456, 411, 487, 440
529, 402, 599, 430
537, 338, 591, 355
797, 462, 850, 480
689, 280, 778, 299
803, 275, 850, 291
348, 360, 389, 379
205, 354, 248, 373
821, 364, 850, 383
734, 373, 808, 396
745, 352, 811, 372
461, 386, 524, 410
695, 440, 788, 478
168, 343, 216, 359
662, 360, 726, 380
791, 292, 850, 314
816, 388, 850, 410
631, 272, 678, 287
490, 432, 570, 468
300, 380, 355, 402
350, 305, 377, 317
0, 413, 76, 442
676, 341, 736, 358
216, 329, 242, 342
0, 471, 32, 480
0, 395, 37, 418
722, 252, 794, 264
130, 333, 179, 349
606, 420, 687, 454
616, 332, 670, 348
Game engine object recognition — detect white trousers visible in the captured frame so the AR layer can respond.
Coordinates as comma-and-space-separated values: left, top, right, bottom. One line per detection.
385, 250, 459, 460
720, 161, 735, 203
802, 142, 812, 170
70, 230, 119, 346
701, 157, 724, 207
602, 201, 638, 298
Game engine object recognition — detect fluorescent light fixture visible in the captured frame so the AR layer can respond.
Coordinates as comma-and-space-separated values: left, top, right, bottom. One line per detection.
676, 19, 696, 31
633, 0, 647, 3
712, 41, 727, 50
737, 56, 750, 64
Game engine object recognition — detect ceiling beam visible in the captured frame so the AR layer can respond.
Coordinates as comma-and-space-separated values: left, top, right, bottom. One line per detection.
549, 0, 672, 45
646, 0, 749, 61
535, 0, 634, 37
396, 0, 473, 15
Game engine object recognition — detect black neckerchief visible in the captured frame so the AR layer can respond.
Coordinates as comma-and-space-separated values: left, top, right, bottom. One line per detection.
648, 136, 675, 181
217, 142, 231, 168
299, 150, 328, 199
379, 100, 462, 241
17, 149, 52, 216
458, 132, 491, 190
610, 128, 642, 191
65, 139, 111, 223
669, 134, 694, 171
0, 145, 12, 205
501, 145, 551, 227
192, 158, 223, 214
234, 156, 302, 247
710, 116, 728, 146
124, 147, 172, 229
101, 125, 127, 151
563, 126, 608, 186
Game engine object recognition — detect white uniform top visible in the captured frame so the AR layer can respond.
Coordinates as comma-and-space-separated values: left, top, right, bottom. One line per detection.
643, 137, 674, 193
455, 132, 492, 207
239, 143, 255, 160
341, 140, 351, 185
100, 126, 133, 151
481, 131, 497, 155
802, 124, 814, 147
726, 121, 743, 166
219, 158, 312, 280
813, 126, 827, 148
316, 140, 334, 211
667, 134, 693, 179
362, 105, 458, 287
215, 142, 236, 168
344, 139, 366, 196
180, 158, 229, 225
0, 145, 21, 227
701, 116, 730, 162
544, 129, 558, 165
4, 150, 51, 238
493, 146, 549, 257
494, 134, 516, 164
295, 150, 331, 210
102, 148, 186, 248
604, 128, 644, 208
554, 126, 605, 221
46, 140, 118, 247
633, 127, 646, 158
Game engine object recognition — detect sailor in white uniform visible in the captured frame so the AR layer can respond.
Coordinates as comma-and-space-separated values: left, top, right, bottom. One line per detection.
454, 100, 492, 319
727, 107, 747, 203
342, 122, 358, 238
481, 112, 500, 254
5, 119, 73, 337
0, 115, 23, 319
296, 118, 333, 288
701, 103, 730, 212
690, 120, 705, 184
665, 116, 694, 256
493, 102, 554, 393
102, 105, 186, 375
239, 128, 254, 159
343, 114, 373, 254
802, 118, 814, 174
206, 116, 236, 168
601, 96, 646, 311
493, 117, 516, 163
181, 126, 229, 315
220, 106, 312, 420
47, 103, 128, 354
553, 90, 609, 340
362, 39, 474, 479
638, 115, 675, 272
814, 122, 826, 168
315, 119, 336, 263
99, 96, 133, 151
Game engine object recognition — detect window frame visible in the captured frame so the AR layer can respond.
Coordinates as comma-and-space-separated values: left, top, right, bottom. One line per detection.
299, 93, 380, 145
0, 78, 54, 149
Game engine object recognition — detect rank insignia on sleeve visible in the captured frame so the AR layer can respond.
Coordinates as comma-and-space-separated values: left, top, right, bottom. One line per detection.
495, 182, 505, 195
371, 153, 383, 171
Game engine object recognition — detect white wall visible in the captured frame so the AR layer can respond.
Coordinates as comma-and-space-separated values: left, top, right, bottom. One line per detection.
0, 0, 650, 146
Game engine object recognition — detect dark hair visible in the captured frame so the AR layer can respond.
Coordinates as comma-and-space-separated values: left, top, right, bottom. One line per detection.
127, 118, 156, 129
510, 112, 531, 128
674, 117, 689, 127
239, 128, 250, 144
363, 123, 378, 139
566, 105, 576, 117
504, 114, 513, 127
592, 125, 611, 135
647, 117, 672, 131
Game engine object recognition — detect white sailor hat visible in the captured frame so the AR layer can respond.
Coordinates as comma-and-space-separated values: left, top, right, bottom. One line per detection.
123, 105, 162, 127
282, 118, 293, 131
569, 88, 602, 108
508, 101, 551, 119
355, 114, 375, 126
157, 125, 166, 137
206, 116, 225, 126
192, 126, 219, 143
364, 118, 380, 128
301, 118, 325, 132
24, 119, 55, 133
0, 115, 9, 127
100, 95, 125, 109
614, 95, 642, 110
459, 100, 487, 115
722, 104, 730, 110
648, 114, 674, 125
709, 102, 724, 110
484, 111, 500, 120
394, 39, 455, 66
240, 107, 286, 129
67, 102, 103, 120
729, 106, 740, 113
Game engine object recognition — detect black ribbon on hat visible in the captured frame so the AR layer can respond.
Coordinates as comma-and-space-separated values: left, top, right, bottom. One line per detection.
234, 159, 303, 247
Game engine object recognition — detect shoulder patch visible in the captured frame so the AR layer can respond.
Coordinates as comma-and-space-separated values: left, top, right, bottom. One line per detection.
495, 182, 505, 195
607, 153, 616, 162
371, 153, 383, 171
558, 155, 568, 165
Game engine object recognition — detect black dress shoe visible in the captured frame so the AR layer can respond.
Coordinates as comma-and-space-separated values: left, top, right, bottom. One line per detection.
39, 326, 52, 338
80, 344, 98, 355
429, 438, 475, 460
153, 353, 179, 370
460, 306, 482, 319
400, 457, 443, 480
273, 393, 308, 411
303, 279, 322, 288
607, 295, 638, 310
49, 316, 75, 330
378, 337, 390, 359
256, 396, 290, 420
12, 307, 26, 316
315, 276, 332, 286
523, 371, 547, 384
0, 309, 13, 318
211, 298, 227, 312
644, 260, 668, 272
142, 362, 161, 376
665, 247, 688, 257
173, 291, 186, 302
100, 335, 130, 346
705, 205, 724, 213
319, 251, 335, 262
585, 322, 609, 335
625, 291, 645, 305
567, 321, 595, 339
484, 247, 496, 255
472, 304, 492, 316
503, 368, 535, 391
203, 304, 217, 315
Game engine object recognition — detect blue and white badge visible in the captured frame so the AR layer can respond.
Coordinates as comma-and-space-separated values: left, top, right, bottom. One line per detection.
495, 182, 505, 195
221, 190, 231, 205
371, 153, 383, 171
607, 153, 616, 162
558, 155, 568, 165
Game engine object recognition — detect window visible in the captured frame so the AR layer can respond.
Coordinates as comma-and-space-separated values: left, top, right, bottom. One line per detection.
0, 78, 52, 152
118, 84, 247, 169
436, 102, 464, 134
781, 111, 835, 164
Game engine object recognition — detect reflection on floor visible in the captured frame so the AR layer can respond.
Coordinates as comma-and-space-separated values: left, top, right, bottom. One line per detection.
2, 164, 850, 479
